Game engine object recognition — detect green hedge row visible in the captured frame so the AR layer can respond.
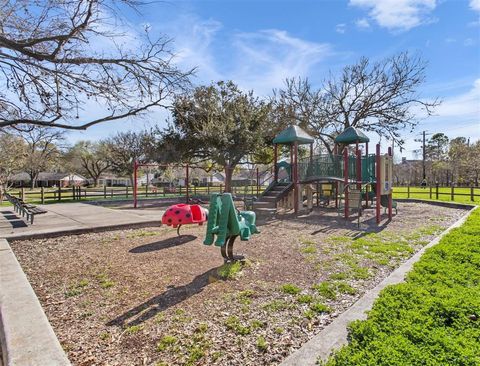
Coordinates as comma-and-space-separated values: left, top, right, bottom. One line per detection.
324, 208, 480, 366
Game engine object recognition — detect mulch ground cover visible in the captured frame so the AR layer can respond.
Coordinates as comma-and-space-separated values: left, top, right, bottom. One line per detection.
10, 202, 468, 366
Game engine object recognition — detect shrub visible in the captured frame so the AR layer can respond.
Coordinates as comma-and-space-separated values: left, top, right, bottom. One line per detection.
324, 208, 480, 366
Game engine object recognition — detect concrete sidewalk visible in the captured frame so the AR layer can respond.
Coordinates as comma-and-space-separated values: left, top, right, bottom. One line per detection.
1, 239, 71, 366
0, 203, 163, 240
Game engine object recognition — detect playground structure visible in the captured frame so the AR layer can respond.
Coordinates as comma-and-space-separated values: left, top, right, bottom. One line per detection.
132, 126, 395, 226
203, 193, 259, 262
161, 203, 208, 235
254, 125, 395, 224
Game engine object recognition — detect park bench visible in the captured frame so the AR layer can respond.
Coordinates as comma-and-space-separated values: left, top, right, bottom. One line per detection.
3, 192, 47, 224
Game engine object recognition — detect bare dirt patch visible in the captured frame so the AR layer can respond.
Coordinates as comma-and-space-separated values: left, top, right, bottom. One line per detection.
10, 203, 468, 366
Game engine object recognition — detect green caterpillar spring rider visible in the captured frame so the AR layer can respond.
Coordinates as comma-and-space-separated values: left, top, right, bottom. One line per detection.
203, 193, 259, 262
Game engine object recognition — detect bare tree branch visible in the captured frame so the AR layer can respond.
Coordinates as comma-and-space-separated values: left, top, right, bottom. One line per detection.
0, 0, 192, 130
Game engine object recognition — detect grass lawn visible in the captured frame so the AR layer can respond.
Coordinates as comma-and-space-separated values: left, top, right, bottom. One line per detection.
323, 207, 480, 366
393, 186, 480, 204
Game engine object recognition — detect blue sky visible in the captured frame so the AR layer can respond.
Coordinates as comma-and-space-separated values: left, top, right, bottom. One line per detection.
72, 0, 480, 158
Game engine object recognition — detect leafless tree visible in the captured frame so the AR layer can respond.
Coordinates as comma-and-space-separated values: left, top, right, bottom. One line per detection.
64, 141, 111, 186
19, 127, 65, 188
275, 52, 440, 153
103, 129, 158, 185
0, 132, 28, 196
0, 0, 192, 130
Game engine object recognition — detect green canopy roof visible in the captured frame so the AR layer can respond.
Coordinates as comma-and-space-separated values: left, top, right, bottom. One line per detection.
273, 125, 315, 145
334, 126, 370, 144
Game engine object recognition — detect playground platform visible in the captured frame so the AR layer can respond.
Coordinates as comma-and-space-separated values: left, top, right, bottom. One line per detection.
0, 203, 163, 240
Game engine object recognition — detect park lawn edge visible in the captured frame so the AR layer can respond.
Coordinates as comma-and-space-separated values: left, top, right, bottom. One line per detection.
322, 207, 480, 366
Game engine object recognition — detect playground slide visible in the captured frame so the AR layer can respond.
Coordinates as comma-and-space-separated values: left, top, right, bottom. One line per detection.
203, 193, 259, 247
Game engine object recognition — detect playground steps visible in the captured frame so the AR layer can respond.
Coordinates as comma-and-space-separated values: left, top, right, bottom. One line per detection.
253, 182, 292, 210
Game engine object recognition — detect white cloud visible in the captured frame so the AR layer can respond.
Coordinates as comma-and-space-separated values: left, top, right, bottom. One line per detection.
463, 38, 475, 46
470, 0, 480, 12
434, 79, 480, 119
444, 37, 456, 43
355, 18, 371, 29
230, 30, 332, 94
335, 23, 347, 33
157, 14, 224, 83
349, 0, 437, 31
153, 14, 333, 96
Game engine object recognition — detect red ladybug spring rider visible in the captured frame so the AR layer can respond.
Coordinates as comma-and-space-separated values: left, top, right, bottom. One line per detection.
161, 204, 209, 235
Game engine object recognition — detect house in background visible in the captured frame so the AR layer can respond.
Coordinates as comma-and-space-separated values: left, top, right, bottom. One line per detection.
9, 172, 88, 188
97, 174, 131, 187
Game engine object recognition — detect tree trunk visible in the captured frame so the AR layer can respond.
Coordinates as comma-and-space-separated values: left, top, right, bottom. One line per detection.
224, 165, 234, 193
93, 177, 99, 187
29, 171, 38, 189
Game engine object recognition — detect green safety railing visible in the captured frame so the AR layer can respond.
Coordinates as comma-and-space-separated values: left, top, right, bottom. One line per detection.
298, 154, 343, 181
298, 153, 376, 183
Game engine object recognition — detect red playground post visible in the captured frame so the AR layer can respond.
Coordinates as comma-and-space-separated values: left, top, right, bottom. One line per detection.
293, 141, 299, 214
343, 148, 349, 219
388, 147, 393, 220
186, 163, 190, 203
133, 160, 138, 208
376, 144, 381, 224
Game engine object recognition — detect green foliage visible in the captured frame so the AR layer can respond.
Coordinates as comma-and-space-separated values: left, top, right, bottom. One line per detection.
162, 80, 275, 191
301, 245, 317, 254
310, 302, 331, 314
256, 335, 268, 352
335, 281, 357, 295
224, 316, 251, 336
351, 266, 370, 280
195, 323, 208, 333
237, 289, 255, 305
262, 299, 290, 312
280, 283, 302, 295
97, 273, 115, 289
304, 309, 315, 320
125, 325, 143, 334
217, 261, 243, 280
330, 272, 348, 280
65, 279, 89, 298
99, 332, 110, 340
250, 320, 265, 329
297, 294, 314, 304
313, 282, 337, 300
156, 335, 177, 352
324, 208, 480, 366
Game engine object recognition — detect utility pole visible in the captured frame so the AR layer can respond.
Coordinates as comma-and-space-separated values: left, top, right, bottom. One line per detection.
422, 130, 426, 180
